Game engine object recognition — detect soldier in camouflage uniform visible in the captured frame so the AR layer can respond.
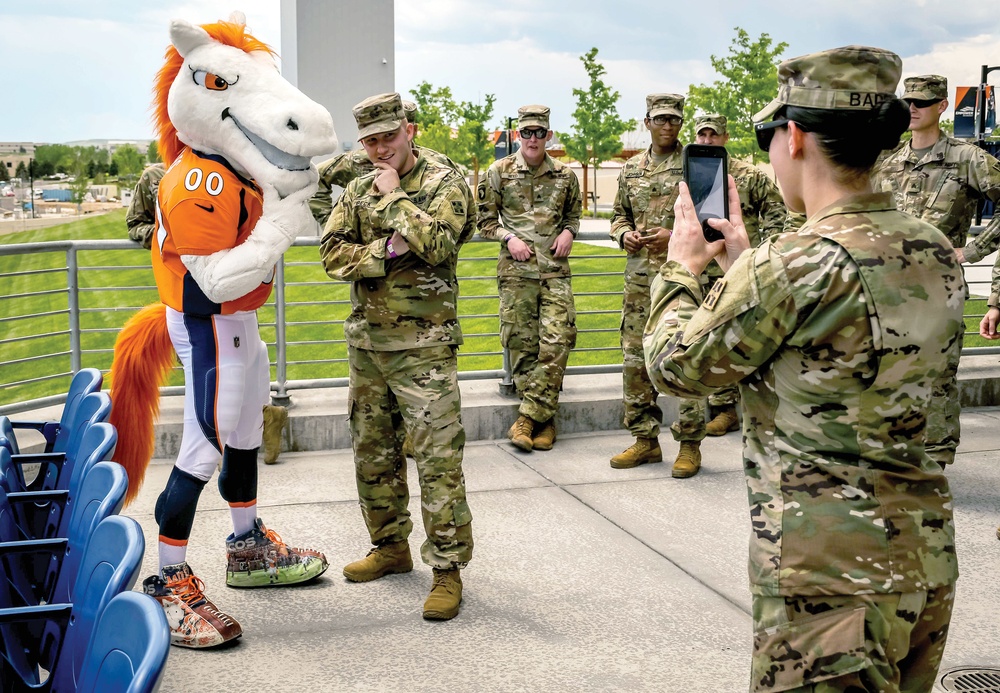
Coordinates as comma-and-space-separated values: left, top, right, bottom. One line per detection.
645, 47, 960, 692
689, 113, 788, 446
126, 163, 165, 249
310, 100, 460, 226
126, 161, 288, 463
477, 105, 581, 451
874, 75, 1000, 470
608, 93, 687, 472
320, 92, 475, 621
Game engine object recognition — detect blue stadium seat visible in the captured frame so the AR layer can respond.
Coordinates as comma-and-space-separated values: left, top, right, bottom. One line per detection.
0, 515, 145, 691
76, 591, 170, 693
0, 391, 112, 495
4, 368, 103, 455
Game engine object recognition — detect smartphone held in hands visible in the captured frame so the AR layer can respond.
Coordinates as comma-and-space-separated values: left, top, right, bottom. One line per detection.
682, 144, 728, 242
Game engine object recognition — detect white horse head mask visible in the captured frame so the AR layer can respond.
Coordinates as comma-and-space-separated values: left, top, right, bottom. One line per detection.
159, 16, 336, 197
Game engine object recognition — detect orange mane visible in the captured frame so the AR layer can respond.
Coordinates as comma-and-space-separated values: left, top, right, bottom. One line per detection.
152, 20, 275, 165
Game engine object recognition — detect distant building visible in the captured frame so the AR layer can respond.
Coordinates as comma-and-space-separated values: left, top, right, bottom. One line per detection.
0, 142, 36, 156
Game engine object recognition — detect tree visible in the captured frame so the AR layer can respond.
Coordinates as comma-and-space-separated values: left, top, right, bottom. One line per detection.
0, 163, 9, 183
112, 144, 145, 187
146, 140, 161, 164
683, 28, 788, 164
15, 161, 28, 181
409, 81, 497, 188
557, 48, 636, 215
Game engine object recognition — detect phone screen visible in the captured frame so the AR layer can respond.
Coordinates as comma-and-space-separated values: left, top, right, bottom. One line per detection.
687, 155, 727, 235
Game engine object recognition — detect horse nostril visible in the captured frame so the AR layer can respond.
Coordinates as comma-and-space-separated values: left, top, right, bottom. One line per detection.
286, 118, 299, 131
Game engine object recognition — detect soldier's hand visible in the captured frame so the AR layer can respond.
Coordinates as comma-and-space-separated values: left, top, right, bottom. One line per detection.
644, 226, 671, 255
372, 162, 401, 195
667, 182, 725, 277
508, 236, 534, 261
622, 231, 644, 254
954, 247, 966, 264
389, 230, 410, 257
551, 229, 574, 258
980, 307, 1000, 339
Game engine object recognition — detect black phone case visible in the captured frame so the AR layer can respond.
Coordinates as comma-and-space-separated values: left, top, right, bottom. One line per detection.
681, 144, 728, 242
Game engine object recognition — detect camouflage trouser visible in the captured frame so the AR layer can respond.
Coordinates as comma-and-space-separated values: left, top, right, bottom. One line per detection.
671, 397, 707, 442
925, 332, 962, 468
621, 281, 662, 438
347, 345, 473, 570
750, 586, 954, 692
499, 275, 577, 423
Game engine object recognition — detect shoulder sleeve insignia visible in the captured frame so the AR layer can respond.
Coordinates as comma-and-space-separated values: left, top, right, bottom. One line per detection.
703, 278, 726, 311
451, 199, 466, 215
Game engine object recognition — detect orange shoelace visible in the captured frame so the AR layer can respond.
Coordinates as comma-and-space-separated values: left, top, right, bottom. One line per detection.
168, 573, 207, 606
263, 526, 290, 556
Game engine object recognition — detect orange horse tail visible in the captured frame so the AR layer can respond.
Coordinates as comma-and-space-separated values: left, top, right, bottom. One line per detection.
108, 303, 175, 505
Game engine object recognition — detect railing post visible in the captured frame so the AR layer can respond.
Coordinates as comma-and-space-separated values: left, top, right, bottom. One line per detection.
67, 246, 81, 374
499, 345, 516, 396
271, 255, 291, 407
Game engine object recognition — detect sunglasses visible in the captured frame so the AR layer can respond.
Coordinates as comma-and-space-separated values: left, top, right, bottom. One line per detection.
519, 127, 548, 140
651, 115, 682, 127
905, 98, 943, 109
754, 118, 790, 152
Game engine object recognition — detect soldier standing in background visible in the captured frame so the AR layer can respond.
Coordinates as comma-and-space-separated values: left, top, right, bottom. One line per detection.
320, 92, 476, 621
689, 113, 788, 442
477, 105, 582, 451
647, 46, 960, 690
874, 74, 1000, 469
608, 93, 688, 473
126, 161, 288, 464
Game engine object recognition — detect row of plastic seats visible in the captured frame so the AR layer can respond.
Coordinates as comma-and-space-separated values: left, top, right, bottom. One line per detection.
0, 369, 169, 692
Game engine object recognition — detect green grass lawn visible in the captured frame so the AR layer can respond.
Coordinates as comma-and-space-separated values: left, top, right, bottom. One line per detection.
1, 210, 994, 407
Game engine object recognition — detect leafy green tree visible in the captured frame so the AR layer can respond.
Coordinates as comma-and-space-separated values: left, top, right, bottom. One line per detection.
557, 47, 636, 214
15, 161, 29, 181
0, 163, 9, 183
112, 144, 145, 187
409, 81, 497, 188
34, 144, 75, 176
683, 28, 788, 163
146, 140, 161, 164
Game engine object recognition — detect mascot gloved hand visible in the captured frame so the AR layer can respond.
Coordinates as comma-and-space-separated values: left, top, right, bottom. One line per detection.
108, 12, 335, 650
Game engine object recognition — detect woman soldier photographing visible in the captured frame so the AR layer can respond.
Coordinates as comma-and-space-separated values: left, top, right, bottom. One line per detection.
643, 46, 962, 692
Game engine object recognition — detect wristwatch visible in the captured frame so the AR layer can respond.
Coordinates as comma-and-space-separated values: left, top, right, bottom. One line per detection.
386, 238, 397, 259
503, 233, 514, 245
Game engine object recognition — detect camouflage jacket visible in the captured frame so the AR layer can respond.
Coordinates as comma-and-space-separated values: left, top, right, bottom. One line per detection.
643, 193, 961, 597
476, 151, 582, 279
125, 164, 166, 249
311, 146, 462, 226
610, 144, 684, 286
873, 132, 1000, 251
319, 151, 476, 351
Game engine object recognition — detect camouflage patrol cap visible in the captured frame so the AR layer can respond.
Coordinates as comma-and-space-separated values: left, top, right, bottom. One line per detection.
518, 105, 550, 129
695, 113, 727, 134
902, 75, 948, 102
353, 92, 405, 140
753, 45, 902, 122
402, 100, 418, 118
646, 93, 684, 118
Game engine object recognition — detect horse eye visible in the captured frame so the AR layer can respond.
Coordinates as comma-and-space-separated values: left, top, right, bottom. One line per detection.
191, 69, 230, 91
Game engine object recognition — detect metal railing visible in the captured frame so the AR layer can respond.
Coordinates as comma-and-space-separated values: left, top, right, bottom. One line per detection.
1, 229, 997, 415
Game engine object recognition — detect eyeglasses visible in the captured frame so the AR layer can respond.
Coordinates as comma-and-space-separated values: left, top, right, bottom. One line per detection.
905, 98, 943, 109
651, 115, 682, 127
519, 127, 548, 140
754, 118, 790, 152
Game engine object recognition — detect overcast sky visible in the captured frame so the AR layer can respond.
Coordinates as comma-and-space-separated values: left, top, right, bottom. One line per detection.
3, 1, 1000, 144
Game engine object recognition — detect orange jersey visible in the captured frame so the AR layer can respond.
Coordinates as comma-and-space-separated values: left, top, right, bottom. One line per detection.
152, 148, 271, 315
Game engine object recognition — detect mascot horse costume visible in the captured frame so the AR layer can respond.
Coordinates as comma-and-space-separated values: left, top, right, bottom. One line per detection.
108, 14, 336, 648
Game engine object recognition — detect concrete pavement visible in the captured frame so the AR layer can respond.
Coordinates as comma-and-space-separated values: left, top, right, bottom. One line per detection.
127, 408, 1000, 693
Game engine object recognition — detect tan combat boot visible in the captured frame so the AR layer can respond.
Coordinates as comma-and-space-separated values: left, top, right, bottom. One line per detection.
610, 437, 662, 469
342, 541, 413, 582
672, 441, 702, 478
532, 419, 557, 451
262, 405, 288, 465
508, 415, 535, 451
705, 406, 740, 436
423, 568, 463, 621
